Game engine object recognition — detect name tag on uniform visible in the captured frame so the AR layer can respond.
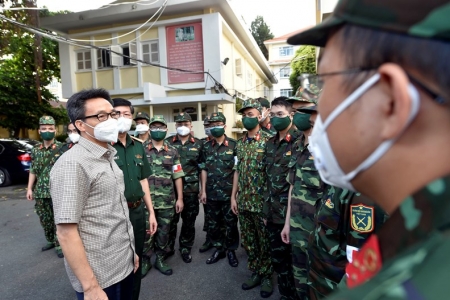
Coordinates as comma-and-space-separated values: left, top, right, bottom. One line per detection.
285, 151, 291, 156
135, 154, 142, 159
256, 149, 264, 153
308, 156, 314, 160
226, 151, 233, 154
164, 155, 171, 159
189, 148, 198, 151
114, 156, 120, 160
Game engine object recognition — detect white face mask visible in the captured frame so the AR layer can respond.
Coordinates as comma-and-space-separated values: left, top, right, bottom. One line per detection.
308, 73, 420, 191
135, 124, 149, 135
260, 108, 268, 123
176, 126, 190, 136
204, 128, 211, 136
68, 133, 80, 143
83, 118, 119, 143
117, 117, 132, 133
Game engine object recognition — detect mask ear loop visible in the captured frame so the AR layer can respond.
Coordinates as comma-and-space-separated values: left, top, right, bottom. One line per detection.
344, 83, 421, 182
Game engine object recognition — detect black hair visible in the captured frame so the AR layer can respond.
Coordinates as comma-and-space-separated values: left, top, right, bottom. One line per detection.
112, 98, 134, 114
335, 24, 450, 100
67, 88, 112, 133
271, 97, 292, 110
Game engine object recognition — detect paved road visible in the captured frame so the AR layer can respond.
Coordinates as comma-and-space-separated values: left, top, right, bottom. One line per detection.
0, 184, 280, 300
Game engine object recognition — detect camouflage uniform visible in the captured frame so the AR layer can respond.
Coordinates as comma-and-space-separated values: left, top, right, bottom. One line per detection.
201, 112, 239, 253
236, 103, 273, 280
264, 127, 300, 300
30, 116, 62, 251
286, 0, 450, 299
307, 187, 388, 299
166, 112, 203, 255
142, 118, 185, 263
134, 111, 152, 148
287, 135, 327, 299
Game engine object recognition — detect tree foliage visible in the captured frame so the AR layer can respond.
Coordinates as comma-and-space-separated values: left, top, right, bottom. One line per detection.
0, 0, 69, 137
250, 15, 274, 60
289, 46, 317, 94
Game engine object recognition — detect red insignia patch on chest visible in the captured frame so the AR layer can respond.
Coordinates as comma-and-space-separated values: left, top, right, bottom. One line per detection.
346, 235, 382, 288
190, 137, 195, 143
255, 133, 261, 141
285, 134, 291, 142
224, 140, 229, 147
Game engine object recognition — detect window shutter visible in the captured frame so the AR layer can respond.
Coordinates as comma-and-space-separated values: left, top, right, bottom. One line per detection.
110, 45, 123, 67
129, 42, 137, 65
235, 58, 242, 75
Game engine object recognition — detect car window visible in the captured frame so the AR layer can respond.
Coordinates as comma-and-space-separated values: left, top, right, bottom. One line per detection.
0, 140, 31, 151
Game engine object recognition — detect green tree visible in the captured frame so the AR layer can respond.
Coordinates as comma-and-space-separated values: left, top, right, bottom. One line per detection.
0, 1, 69, 137
250, 15, 274, 60
289, 46, 317, 94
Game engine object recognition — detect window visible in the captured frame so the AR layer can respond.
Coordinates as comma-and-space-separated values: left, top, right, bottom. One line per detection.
97, 48, 111, 69
235, 58, 242, 75
142, 41, 159, 64
280, 89, 293, 97
76, 50, 92, 71
264, 86, 268, 97
247, 70, 253, 87
280, 67, 291, 78
171, 106, 206, 122
279, 46, 294, 57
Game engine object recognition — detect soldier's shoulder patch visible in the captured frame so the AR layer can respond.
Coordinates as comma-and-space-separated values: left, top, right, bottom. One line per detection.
350, 204, 375, 233
325, 198, 334, 209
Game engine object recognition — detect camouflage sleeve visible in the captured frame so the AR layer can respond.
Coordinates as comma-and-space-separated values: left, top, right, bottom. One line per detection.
29, 147, 37, 174
171, 149, 185, 180
199, 144, 207, 170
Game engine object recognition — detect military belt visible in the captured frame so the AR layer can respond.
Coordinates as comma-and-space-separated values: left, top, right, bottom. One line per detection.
127, 198, 143, 209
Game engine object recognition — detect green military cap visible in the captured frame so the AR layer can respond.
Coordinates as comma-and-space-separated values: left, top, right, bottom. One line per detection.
203, 116, 211, 125
296, 105, 317, 114
287, 0, 450, 47
134, 111, 150, 122
256, 97, 271, 108
174, 112, 192, 122
238, 99, 262, 114
39, 115, 55, 125
149, 115, 167, 126
210, 112, 226, 123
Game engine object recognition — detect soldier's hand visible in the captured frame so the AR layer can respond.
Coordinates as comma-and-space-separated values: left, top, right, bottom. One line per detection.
84, 284, 108, 300
231, 198, 238, 215
281, 224, 290, 244
176, 199, 184, 213
149, 214, 157, 235
134, 254, 139, 273
263, 219, 267, 226
200, 193, 207, 204
26, 189, 33, 201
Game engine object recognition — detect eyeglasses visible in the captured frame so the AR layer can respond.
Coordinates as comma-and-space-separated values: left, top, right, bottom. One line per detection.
269, 112, 290, 118
149, 126, 167, 131
83, 111, 120, 122
300, 67, 445, 104
67, 129, 77, 134
116, 111, 133, 118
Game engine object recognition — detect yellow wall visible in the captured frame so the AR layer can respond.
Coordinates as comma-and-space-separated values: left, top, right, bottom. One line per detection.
120, 68, 139, 89
74, 36, 90, 49
93, 34, 112, 47
117, 31, 135, 44
76, 72, 93, 90
142, 66, 161, 85
139, 28, 158, 41
96, 70, 114, 90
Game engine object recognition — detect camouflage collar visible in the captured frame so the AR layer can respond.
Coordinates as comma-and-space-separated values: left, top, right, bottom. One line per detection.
39, 142, 57, 150
147, 142, 169, 152
242, 130, 262, 142
172, 134, 195, 144
212, 135, 229, 147
273, 127, 298, 143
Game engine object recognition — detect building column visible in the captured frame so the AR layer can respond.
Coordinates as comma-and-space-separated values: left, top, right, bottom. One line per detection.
149, 105, 154, 118
197, 101, 202, 121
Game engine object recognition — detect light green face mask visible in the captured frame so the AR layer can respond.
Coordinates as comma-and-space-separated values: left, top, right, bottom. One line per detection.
40, 131, 55, 141
150, 130, 167, 141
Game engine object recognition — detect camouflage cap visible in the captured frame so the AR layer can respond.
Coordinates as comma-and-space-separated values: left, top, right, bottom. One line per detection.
256, 97, 271, 108
149, 115, 167, 126
174, 112, 192, 122
296, 105, 317, 114
210, 112, 226, 123
238, 99, 262, 114
287, 0, 450, 47
134, 111, 150, 122
39, 115, 55, 125
203, 116, 211, 126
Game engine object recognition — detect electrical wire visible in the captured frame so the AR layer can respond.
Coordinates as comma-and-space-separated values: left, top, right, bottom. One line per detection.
0, 12, 230, 95
99, 0, 162, 9
72, 0, 167, 42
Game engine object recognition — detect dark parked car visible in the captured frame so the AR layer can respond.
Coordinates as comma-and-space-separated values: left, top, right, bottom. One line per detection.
17, 138, 40, 150
0, 139, 32, 187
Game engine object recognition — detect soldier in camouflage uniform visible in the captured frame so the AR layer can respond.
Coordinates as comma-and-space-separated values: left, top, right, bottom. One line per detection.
26, 116, 63, 258
231, 99, 274, 298
307, 187, 387, 299
142, 115, 185, 276
200, 112, 239, 267
257, 97, 276, 136
288, 1, 450, 298
199, 116, 214, 253
166, 112, 203, 263
134, 111, 151, 147
281, 106, 326, 299
263, 98, 300, 300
